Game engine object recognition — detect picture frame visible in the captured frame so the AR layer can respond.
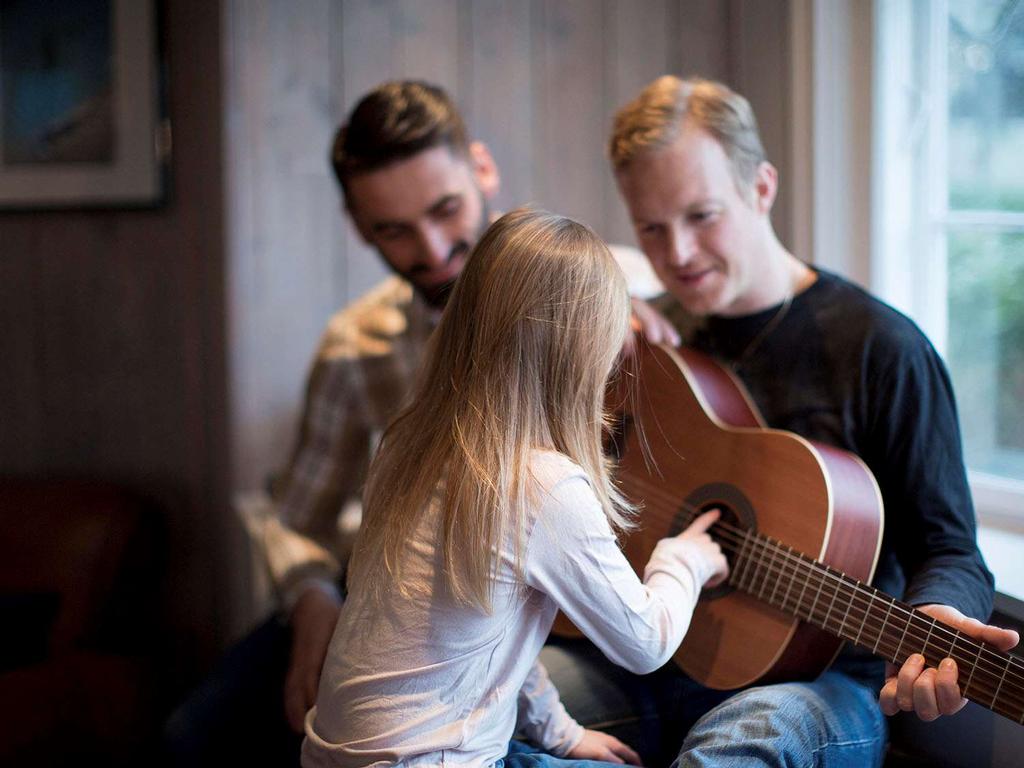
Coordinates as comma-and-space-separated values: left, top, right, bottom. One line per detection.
0, 0, 168, 209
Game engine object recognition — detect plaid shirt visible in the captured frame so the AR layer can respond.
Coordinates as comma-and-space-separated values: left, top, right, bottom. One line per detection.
264, 276, 437, 609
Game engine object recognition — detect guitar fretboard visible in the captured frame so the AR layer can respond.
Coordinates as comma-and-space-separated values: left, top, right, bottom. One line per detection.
722, 524, 1024, 724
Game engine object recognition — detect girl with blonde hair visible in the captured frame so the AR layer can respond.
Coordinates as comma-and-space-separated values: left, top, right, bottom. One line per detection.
302, 208, 727, 768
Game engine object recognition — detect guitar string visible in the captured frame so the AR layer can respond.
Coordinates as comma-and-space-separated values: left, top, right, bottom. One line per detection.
623, 474, 1024, 702
721, 531, 1024, 716
623, 471, 1017, 669
626, 479, 1024, 716
721, 530, 1024, 715
626, 474, 1024, 701
662, 505, 1024, 716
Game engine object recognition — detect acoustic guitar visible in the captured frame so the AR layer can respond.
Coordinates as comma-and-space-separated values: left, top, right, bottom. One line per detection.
597, 342, 1023, 724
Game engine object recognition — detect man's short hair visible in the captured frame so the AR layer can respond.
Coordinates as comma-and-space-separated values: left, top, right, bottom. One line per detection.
609, 76, 766, 192
331, 80, 469, 203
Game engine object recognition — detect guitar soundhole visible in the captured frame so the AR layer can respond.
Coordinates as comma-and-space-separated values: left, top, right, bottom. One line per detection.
673, 483, 757, 601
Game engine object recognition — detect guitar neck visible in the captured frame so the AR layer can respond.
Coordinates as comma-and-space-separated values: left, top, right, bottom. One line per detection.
726, 525, 1024, 724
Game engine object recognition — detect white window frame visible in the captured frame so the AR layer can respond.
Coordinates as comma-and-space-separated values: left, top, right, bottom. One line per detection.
873, 0, 1024, 533
792, 0, 1024, 540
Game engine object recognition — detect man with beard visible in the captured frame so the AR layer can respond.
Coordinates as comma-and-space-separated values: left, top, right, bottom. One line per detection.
165, 80, 658, 766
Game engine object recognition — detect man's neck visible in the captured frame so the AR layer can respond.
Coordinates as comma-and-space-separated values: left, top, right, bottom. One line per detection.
734, 243, 816, 316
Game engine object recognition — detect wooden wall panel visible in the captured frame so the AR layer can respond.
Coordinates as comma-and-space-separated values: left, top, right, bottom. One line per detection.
604, 0, 673, 242
533, 0, 608, 232
730, 0, 794, 249
465, 0, 536, 213
225, 0, 343, 497
674, 0, 733, 81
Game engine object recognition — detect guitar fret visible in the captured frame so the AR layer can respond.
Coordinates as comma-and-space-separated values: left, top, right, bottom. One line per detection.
837, 586, 854, 640
853, 591, 874, 647
794, 559, 812, 622
808, 565, 826, 626
780, 546, 797, 613
963, 640, 983, 699
872, 601, 893, 656
757, 542, 775, 601
921, 619, 935, 663
992, 656, 1009, 709
821, 568, 840, 631
893, 616, 912, 663
750, 536, 766, 594
768, 544, 785, 606
948, 629, 961, 663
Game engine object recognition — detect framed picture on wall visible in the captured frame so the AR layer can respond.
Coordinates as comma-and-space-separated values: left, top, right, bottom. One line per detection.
0, 0, 168, 209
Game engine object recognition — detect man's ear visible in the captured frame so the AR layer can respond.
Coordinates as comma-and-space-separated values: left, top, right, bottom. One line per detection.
751, 161, 778, 215
468, 141, 500, 201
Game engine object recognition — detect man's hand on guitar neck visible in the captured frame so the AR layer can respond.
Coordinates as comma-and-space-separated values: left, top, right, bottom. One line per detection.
879, 603, 1020, 721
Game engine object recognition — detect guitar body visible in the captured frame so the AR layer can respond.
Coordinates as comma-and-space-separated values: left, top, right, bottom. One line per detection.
614, 344, 885, 689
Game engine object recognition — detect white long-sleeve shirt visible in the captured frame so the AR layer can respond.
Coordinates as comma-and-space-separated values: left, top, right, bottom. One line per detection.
302, 451, 709, 768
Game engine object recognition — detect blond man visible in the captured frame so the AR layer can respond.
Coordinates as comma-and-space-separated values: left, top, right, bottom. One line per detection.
541, 75, 1018, 767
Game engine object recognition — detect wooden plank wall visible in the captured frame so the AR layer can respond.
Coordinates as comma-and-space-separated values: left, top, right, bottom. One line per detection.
225, 0, 796, 511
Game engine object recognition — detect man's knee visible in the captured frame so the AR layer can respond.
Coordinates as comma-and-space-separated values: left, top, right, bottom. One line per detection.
675, 675, 885, 768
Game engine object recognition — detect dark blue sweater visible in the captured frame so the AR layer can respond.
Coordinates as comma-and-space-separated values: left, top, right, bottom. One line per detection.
678, 269, 995, 683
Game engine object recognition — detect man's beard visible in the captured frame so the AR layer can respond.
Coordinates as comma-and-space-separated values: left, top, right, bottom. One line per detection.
416, 192, 492, 310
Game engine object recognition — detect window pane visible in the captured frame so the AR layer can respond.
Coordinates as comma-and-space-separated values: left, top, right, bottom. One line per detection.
947, 0, 1024, 211
947, 229, 1024, 479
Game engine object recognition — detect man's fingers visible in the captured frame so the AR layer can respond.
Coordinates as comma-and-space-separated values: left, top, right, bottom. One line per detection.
912, 668, 940, 721
919, 604, 1019, 651
879, 676, 900, 716
980, 624, 1020, 651
896, 654, 925, 711
935, 658, 967, 715
629, 297, 681, 347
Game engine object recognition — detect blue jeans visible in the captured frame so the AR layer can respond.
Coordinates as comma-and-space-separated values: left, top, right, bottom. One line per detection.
499, 739, 633, 767
540, 639, 887, 768
162, 615, 302, 767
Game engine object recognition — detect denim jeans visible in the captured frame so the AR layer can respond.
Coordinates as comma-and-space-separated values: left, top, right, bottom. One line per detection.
539, 638, 887, 768
162, 615, 302, 767
498, 739, 634, 767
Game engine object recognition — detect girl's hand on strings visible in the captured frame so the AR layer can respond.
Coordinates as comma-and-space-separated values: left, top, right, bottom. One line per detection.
675, 509, 729, 588
878, 603, 1019, 721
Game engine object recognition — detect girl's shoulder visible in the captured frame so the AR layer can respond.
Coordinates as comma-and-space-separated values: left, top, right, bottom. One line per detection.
527, 450, 605, 526
528, 449, 590, 493
524, 450, 611, 549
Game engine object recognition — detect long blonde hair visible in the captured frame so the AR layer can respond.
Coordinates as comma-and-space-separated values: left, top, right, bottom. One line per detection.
352, 208, 633, 611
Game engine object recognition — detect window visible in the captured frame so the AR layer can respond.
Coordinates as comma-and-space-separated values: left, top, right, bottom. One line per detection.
874, 0, 1024, 541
